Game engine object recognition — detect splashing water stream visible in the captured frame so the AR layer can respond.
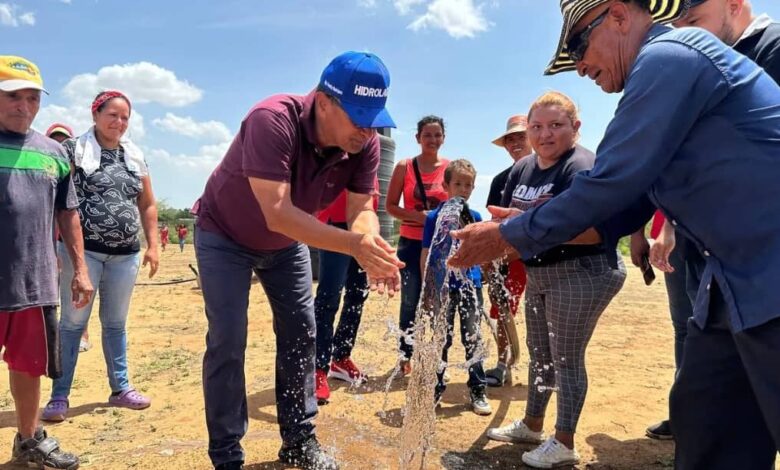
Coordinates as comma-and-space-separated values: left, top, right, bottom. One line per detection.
388, 197, 487, 470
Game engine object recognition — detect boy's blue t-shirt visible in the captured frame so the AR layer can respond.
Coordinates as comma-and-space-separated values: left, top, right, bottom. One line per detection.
422, 204, 482, 288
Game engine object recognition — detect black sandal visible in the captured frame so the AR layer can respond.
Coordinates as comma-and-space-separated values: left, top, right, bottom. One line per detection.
13, 429, 80, 470
485, 365, 511, 387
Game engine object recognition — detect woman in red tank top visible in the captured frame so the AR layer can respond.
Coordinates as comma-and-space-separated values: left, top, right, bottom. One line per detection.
385, 115, 449, 373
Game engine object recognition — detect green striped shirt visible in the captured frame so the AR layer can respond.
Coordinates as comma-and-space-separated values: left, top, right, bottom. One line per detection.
0, 130, 78, 311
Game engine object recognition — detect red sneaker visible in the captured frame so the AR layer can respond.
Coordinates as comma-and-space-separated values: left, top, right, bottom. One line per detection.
400, 359, 412, 377
329, 357, 367, 384
315, 369, 330, 405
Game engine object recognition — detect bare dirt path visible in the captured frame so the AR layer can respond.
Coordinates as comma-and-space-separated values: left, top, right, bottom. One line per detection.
0, 247, 776, 469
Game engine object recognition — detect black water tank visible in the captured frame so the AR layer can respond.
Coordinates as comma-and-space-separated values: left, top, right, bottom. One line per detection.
311, 131, 396, 281
378, 132, 396, 242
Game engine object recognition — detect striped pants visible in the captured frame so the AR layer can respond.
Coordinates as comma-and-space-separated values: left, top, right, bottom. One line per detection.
524, 253, 626, 433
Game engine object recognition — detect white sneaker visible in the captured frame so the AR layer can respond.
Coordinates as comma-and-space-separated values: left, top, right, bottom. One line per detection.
486, 420, 545, 444
469, 389, 492, 416
521, 437, 580, 469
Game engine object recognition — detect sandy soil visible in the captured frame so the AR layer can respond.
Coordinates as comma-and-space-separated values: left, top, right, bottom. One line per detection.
0, 247, 776, 469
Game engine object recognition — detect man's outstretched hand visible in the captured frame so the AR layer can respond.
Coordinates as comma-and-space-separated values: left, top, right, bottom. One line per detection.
448, 220, 519, 268
352, 233, 405, 297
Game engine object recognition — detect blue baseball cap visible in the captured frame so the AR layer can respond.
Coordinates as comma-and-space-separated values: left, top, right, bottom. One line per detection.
688, 0, 708, 6
319, 51, 396, 129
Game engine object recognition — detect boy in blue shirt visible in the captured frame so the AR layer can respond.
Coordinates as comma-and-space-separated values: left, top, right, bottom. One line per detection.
421, 159, 491, 416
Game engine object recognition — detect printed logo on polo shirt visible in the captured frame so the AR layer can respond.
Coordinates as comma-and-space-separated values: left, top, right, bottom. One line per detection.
353, 85, 388, 98
511, 183, 555, 211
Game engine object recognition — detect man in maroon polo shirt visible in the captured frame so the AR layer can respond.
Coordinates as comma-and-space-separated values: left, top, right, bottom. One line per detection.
194, 51, 402, 470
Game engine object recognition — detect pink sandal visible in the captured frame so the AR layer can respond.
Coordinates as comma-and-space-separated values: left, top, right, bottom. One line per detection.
108, 389, 151, 410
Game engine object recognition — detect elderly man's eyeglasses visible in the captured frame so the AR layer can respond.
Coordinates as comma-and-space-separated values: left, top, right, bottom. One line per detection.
566, 9, 609, 63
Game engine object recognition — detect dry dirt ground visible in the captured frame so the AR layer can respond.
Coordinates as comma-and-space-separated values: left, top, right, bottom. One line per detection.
0, 247, 777, 469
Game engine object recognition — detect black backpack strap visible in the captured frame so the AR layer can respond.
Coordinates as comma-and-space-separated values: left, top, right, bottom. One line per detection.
412, 157, 429, 211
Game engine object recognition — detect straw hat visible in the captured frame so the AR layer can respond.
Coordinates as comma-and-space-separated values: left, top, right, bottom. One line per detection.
492, 115, 528, 147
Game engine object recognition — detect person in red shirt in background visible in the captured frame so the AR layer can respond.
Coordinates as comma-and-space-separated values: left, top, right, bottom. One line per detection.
484, 115, 531, 387
160, 224, 170, 252
313, 181, 379, 404
177, 224, 188, 253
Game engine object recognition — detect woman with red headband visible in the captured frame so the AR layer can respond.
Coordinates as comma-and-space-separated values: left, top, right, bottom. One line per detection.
42, 90, 160, 422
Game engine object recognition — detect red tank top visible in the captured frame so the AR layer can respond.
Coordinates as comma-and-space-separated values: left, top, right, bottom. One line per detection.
400, 157, 449, 240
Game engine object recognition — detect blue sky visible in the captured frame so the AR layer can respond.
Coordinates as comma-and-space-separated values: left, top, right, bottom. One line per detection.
7, 0, 780, 209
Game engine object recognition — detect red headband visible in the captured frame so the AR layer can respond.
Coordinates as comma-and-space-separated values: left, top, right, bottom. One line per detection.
91, 91, 131, 114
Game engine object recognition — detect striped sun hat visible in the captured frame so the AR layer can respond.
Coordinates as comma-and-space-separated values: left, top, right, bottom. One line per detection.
545, 0, 690, 75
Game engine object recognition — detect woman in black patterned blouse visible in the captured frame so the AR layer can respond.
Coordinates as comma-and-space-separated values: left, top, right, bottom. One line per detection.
42, 90, 160, 422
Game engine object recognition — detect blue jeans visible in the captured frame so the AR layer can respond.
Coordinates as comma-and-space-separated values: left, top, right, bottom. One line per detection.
397, 236, 422, 360
665, 233, 695, 370
196, 228, 317, 466
52, 243, 140, 398
314, 223, 368, 371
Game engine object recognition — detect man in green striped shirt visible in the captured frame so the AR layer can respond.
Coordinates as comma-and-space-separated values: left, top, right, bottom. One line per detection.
0, 55, 93, 470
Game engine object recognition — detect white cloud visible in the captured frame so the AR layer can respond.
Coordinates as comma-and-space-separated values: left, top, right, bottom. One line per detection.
31, 61, 218, 209
18, 11, 34, 25
63, 62, 202, 107
152, 113, 232, 142
394, 0, 425, 15
408, 0, 490, 38
33, 61, 205, 145
34, 104, 91, 136
60, 0, 72, 3
0, 3, 35, 27
148, 140, 230, 171
358, 0, 377, 7
145, 142, 233, 208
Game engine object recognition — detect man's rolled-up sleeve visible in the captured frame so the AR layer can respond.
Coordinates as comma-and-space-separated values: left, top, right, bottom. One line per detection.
500, 40, 730, 258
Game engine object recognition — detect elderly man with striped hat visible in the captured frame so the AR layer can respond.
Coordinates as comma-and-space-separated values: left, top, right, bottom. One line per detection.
450, 0, 780, 468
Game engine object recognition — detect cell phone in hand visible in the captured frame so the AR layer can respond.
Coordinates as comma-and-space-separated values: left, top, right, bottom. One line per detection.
640, 253, 656, 286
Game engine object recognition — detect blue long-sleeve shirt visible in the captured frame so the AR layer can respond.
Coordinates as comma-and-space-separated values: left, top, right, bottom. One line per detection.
501, 25, 780, 332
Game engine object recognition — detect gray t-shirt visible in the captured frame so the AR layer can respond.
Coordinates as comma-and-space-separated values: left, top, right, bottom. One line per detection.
502, 145, 601, 266
0, 129, 78, 311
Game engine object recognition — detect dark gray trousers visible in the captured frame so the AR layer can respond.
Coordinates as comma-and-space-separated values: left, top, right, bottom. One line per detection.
670, 282, 780, 470
196, 227, 317, 466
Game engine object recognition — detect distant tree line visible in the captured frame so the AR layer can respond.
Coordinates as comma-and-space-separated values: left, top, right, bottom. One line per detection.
157, 200, 194, 226
156, 201, 196, 243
